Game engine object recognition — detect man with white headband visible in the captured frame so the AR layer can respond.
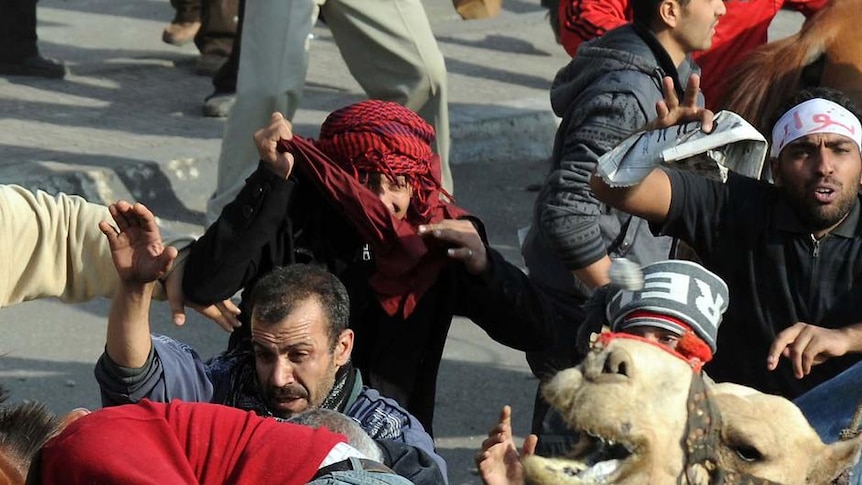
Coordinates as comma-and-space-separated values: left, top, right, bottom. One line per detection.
589, 86, 862, 409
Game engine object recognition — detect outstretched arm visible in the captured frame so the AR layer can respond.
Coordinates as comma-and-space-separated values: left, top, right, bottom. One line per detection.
590, 75, 712, 224
100, 201, 177, 368
183, 112, 297, 309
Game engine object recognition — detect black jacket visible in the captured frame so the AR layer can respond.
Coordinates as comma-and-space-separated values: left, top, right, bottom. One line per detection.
184, 163, 553, 432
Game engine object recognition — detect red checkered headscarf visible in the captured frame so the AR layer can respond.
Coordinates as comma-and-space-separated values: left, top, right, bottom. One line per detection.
277, 100, 469, 318
315, 100, 452, 225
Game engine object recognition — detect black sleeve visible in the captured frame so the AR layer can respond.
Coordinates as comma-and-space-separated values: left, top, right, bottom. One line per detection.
453, 217, 554, 352
183, 162, 295, 304
652, 169, 731, 259
376, 438, 447, 485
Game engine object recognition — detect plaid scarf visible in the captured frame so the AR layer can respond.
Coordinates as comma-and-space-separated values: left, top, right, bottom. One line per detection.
277, 100, 469, 318
212, 340, 356, 418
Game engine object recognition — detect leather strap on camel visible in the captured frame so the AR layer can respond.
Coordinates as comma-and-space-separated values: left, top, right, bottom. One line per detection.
680, 373, 782, 485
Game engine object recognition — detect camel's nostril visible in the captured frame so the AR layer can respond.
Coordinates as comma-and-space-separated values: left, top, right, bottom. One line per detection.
602, 351, 630, 377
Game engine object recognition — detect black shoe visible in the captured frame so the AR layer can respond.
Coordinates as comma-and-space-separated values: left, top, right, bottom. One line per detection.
0, 55, 67, 79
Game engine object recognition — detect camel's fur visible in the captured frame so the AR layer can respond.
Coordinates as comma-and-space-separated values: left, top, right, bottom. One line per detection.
722, 0, 862, 138
523, 337, 862, 484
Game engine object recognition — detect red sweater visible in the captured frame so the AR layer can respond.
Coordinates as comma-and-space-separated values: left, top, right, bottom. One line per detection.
41, 400, 346, 485
558, 0, 828, 107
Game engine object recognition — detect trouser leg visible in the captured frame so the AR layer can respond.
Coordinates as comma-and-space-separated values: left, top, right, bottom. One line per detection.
194, 0, 238, 57
322, 0, 452, 193
796, 360, 862, 443
0, 0, 38, 62
211, 0, 243, 93
206, 0, 317, 223
795, 361, 862, 483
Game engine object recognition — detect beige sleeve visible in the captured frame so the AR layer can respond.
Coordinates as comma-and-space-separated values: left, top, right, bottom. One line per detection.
0, 185, 193, 307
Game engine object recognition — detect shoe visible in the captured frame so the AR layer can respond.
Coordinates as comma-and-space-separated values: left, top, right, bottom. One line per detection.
162, 21, 201, 46
203, 91, 236, 118
195, 53, 228, 77
0, 55, 66, 79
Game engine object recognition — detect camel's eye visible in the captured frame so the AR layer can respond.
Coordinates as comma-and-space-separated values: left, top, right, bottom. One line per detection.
733, 445, 763, 462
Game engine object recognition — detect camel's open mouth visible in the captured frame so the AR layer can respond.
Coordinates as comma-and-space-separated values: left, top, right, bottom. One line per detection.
523, 430, 637, 484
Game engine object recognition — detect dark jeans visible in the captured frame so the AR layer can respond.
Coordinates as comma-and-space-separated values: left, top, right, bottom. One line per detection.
0, 0, 38, 61
795, 359, 862, 483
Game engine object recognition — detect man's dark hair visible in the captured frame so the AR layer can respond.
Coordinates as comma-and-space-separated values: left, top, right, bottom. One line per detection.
0, 384, 61, 478
250, 264, 350, 350
632, 0, 691, 29
771, 87, 862, 133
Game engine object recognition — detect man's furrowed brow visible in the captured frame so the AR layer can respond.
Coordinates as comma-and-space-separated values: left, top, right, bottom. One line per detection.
252, 341, 276, 354
253, 340, 312, 353
825, 139, 856, 149
786, 139, 817, 149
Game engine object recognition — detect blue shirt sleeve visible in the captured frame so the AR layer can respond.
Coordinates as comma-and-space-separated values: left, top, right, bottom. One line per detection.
346, 387, 449, 483
95, 334, 215, 407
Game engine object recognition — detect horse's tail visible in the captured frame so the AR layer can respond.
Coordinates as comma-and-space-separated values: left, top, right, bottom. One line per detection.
721, 6, 839, 135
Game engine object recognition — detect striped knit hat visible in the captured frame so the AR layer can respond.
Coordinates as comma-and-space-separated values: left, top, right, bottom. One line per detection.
315, 100, 448, 225
607, 260, 729, 362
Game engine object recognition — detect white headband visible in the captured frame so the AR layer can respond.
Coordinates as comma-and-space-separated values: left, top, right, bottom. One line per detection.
770, 98, 862, 157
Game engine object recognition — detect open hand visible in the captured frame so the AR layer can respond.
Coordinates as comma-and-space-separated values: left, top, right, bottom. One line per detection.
418, 219, 488, 274
645, 74, 714, 133
162, 256, 241, 331
767, 322, 851, 378
99, 201, 177, 284
253, 112, 295, 179
476, 405, 537, 485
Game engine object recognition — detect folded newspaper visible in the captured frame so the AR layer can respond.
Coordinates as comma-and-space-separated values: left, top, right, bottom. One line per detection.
596, 110, 768, 187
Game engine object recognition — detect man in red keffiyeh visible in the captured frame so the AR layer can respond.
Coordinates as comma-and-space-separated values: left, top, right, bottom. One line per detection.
184, 100, 552, 434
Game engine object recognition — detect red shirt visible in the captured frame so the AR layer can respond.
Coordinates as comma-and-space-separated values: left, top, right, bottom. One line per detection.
558, 0, 828, 107
41, 400, 346, 485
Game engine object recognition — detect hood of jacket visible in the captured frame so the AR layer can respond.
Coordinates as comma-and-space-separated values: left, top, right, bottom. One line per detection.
550, 23, 700, 117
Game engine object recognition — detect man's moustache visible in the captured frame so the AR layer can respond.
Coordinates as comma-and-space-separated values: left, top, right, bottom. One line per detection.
271, 385, 308, 400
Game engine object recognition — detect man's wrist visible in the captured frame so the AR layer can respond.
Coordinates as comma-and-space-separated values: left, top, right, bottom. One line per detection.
118, 279, 156, 298
839, 323, 862, 354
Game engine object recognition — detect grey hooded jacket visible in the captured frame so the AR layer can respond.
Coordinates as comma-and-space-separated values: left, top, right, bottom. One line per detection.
522, 23, 702, 307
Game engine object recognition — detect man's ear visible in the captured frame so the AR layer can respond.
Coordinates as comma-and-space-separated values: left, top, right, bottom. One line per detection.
658, 0, 682, 28
57, 409, 90, 436
334, 329, 354, 367
0, 449, 25, 485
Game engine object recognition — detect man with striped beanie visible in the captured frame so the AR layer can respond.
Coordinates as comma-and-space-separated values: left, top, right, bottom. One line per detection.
183, 99, 553, 436
602, 259, 728, 371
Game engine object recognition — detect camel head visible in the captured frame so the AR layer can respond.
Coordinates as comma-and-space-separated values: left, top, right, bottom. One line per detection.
522, 335, 862, 484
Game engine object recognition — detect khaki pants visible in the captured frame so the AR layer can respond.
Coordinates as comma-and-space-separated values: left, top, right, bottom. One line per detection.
206, 0, 450, 223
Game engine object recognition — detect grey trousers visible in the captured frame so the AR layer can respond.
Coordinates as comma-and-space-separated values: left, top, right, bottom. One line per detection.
206, 0, 450, 223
